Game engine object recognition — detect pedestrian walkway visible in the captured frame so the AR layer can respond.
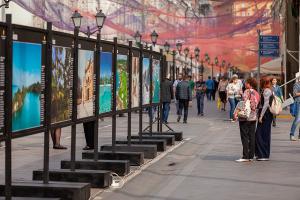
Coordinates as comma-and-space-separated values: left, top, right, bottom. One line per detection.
1, 99, 300, 200
99, 100, 300, 200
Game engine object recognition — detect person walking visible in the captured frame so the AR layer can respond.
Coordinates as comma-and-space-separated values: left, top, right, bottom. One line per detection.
234, 78, 260, 162
161, 76, 174, 124
205, 76, 214, 101
271, 77, 283, 127
218, 77, 228, 111
195, 75, 206, 116
226, 76, 242, 121
256, 77, 273, 161
83, 121, 94, 150
289, 78, 300, 141
188, 76, 195, 97
176, 75, 192, 123
51, 128, 67, 149
173, 73, 183, 118
212, 77, 219, 101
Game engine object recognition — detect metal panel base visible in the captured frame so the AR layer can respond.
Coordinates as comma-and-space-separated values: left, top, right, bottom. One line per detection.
61, 160, 130, 176
100, 144, 157, 159
0, 198, 60, 200
130, 135, 175, 145
141, 132, 183, 141
32, 169, 111, 188
82, 151, 144, 166
0, 181, 90, 200
116, 139, 166, 152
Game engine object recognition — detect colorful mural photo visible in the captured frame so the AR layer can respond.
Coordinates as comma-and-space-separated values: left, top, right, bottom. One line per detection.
99, 52, 112, 114
131, 57, 139, 108
12, 41, 42, 132
77, 49, 94, 119
116, 54, 128, 110
142, 58, 150, 105
152, 59, 160, 104
51, 45, 72, 123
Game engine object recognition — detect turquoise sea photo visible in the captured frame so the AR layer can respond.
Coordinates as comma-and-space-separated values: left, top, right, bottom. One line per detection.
99, 52, 112, 114
142, 58, 150, 105
152, 59, 160, 103
12, 41, 42, 132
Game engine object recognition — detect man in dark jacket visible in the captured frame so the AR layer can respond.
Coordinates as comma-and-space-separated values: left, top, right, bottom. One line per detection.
176, 75, 192, 123
161, 76, 174, 123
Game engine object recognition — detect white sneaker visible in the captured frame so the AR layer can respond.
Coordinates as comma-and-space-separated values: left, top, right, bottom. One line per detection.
257, 158, 269, 161
290, 136, 297, 141
235, 158, 250, 162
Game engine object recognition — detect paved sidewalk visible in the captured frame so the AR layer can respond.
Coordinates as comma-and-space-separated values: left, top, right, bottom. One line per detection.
100, 100, 300, 200
1, 99, 300, 200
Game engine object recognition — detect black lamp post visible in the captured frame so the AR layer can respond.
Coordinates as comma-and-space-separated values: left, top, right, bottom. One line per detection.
151, 30, 158, 46
0, 0, 11, 8
164, 41, 170, 54
70, 10, 82, 171
94, 9, 106, 161
184, 47, 189, 75
134, 31, 142, 46
176, 42, 183, 54
95, 9, 106, 39
172, 50, 176, 81
220, 60, 225, 79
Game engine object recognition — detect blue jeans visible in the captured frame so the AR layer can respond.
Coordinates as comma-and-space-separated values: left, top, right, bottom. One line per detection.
162, 102, 170, 122
228, 98, 238, 119
206, 89, 212, 101
196, 93, 205, 114
290, 102, 300, 136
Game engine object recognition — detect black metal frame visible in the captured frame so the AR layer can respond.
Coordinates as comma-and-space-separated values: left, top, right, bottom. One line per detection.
1, 15, 174, 199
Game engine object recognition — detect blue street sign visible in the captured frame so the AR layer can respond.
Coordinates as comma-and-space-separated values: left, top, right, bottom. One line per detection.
259, 49, 279, 57
260, 43, 279, 50
259, 35, 279, 43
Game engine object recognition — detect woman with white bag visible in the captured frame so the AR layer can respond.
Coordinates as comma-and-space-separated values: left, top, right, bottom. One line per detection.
234, 78, 260, 162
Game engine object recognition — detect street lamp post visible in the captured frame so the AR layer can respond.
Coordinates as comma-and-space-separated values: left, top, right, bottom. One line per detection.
172, 50, 176, 81
190, 55, 193, 77
151, 30, 158, 46
184, 47, 189, 76
134, 31, 142, 47
94, 9, 106, 160
70, 10, 82, 171
176, 42, 183, 55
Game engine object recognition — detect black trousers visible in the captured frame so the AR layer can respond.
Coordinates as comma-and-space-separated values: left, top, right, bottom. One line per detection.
83, 121, 94, 148
239, 121, 256, 159
256, 111, 273, 159
178, 99, 189, 122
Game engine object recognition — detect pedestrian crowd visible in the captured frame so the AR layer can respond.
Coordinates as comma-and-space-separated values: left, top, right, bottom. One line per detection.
170, 72, 300, 163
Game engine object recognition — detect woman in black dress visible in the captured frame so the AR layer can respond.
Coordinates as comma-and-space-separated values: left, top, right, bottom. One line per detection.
256, 77, 273, 161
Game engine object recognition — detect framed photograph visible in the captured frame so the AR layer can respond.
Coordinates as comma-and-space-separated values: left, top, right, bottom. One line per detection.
142, 57, 150, 105
77, 49, 94, 119
51, 45, 73, 124
99, 52, 113, 114
12, 41, 43, 132
116, 54, 128, 110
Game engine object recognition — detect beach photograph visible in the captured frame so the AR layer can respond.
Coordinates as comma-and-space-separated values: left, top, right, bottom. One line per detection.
116, 54, 128, 110
142, 58, 150, 105
99, 52, 112, 114
12, 41, 42, 132
131, 57, 139, 108
152, 59, 160, 103
51, 45, 72, 123
77, 49, 94, 119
